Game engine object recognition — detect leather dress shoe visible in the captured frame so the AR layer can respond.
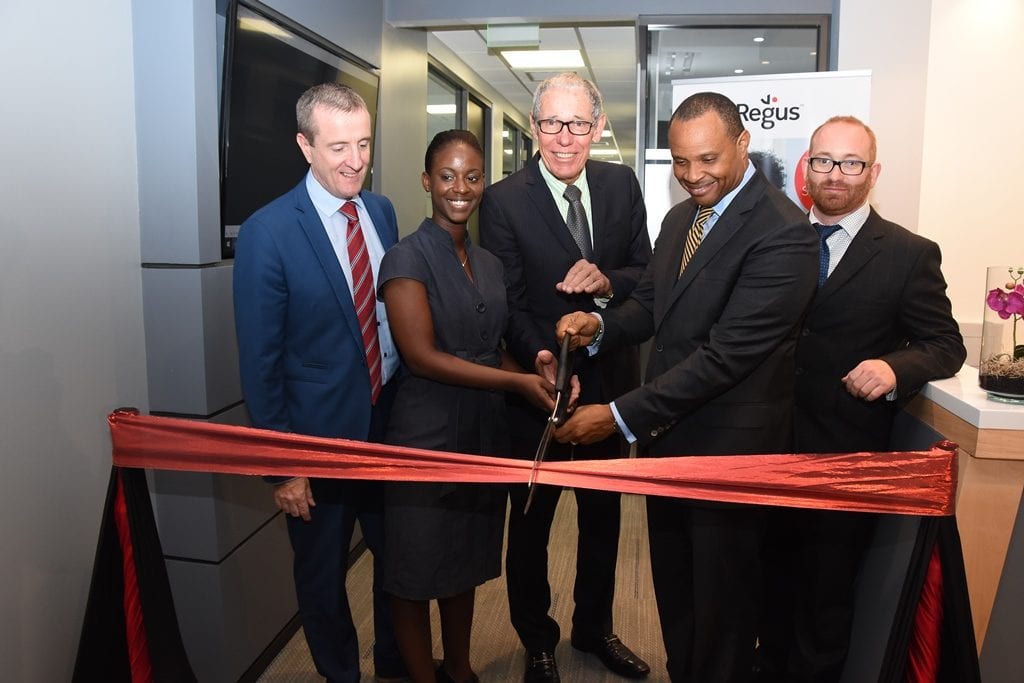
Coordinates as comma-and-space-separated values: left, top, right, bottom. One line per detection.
524, 650, 560, 682
571, 633, 650, 679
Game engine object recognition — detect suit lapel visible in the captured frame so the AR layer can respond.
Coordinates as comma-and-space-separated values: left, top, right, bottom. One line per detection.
653, 203, 696, 325
588, 161, 611, 264
293, 186, 365, 354
524, 156, 586, 261
660, 173, 767, 320
362, 192, 397, 250
815, 209, 884, 305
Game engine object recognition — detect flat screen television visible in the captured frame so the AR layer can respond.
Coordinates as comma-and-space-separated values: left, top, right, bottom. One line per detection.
220, 0, 380, 258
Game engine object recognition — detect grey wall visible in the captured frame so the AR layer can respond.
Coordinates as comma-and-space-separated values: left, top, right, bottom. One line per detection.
0, 1, 149, 681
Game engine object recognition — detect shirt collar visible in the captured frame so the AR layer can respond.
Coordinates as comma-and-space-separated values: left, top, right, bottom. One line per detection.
305, 169, 363, 222
537, 158, 590, 198
705, 161, 756, 217
808, 201, 871, 238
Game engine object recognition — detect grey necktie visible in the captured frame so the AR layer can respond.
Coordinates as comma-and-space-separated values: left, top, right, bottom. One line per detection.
562, 184, 594, 260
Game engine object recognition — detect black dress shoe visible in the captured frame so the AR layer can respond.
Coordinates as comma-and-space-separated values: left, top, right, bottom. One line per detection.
524, 650, 560, 683
571, 633, 651, 679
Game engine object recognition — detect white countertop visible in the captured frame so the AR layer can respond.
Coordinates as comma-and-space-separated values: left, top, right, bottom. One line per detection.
921, 365, 1024, 430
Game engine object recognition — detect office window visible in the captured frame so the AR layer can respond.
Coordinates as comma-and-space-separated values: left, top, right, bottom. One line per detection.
642, 16, 829, 148
502, 119, 532, 178
425, 66, 493, 241
427, 71, 458, 141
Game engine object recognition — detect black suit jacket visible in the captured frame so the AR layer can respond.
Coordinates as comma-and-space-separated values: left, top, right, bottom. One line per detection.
603, 170, 819, 457
479, 154, 652, 406
793, 208, 966, 452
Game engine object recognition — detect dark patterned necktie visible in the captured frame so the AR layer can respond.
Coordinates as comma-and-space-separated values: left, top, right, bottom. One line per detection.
813, 223, 843, 287
563, 184, 594, 260
340, 201, 382, 404
679, 206, 715, 276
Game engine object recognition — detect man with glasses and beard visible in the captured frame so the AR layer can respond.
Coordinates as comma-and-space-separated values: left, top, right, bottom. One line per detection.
755, 115, 965, 682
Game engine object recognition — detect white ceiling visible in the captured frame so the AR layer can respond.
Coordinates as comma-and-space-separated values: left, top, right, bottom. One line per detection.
431, 25, 639, 167
430, 23, 821, 170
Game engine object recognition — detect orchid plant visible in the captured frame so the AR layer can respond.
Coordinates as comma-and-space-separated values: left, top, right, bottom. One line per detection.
986, 267, 1024, 361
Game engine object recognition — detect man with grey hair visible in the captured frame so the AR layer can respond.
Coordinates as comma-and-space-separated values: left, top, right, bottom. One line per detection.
234, 82, 404, 683
480, 72, 652, 682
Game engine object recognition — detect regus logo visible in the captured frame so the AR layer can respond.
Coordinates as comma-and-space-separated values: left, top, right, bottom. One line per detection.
736, 94, 801, 130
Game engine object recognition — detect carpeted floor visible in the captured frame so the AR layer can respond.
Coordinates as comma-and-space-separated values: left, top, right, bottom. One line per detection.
257, 491, 668, 682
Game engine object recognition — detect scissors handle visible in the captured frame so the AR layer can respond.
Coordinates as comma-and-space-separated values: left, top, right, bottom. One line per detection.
551, 335, 573, 425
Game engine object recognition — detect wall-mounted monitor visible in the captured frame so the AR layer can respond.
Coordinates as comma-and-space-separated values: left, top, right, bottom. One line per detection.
220, 0, 380, 258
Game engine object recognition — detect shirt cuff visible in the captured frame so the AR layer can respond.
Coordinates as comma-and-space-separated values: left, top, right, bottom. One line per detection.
609, 401, 636, 444
586, 313, 604, 357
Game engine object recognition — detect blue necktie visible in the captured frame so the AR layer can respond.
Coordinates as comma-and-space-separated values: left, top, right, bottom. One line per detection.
814, 223, 842, 287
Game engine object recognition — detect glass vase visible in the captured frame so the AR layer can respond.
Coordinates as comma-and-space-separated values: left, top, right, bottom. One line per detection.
979, 265, 1024, 403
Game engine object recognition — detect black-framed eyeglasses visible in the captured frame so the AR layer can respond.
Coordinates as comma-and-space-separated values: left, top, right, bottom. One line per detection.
807, 157, 874, 176
536, 118, 595, 136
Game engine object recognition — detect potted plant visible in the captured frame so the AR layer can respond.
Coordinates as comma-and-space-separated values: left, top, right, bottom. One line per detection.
979, 266, 1024, 402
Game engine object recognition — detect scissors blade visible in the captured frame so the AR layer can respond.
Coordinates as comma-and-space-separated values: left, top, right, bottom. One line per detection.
524, 419, 555, 513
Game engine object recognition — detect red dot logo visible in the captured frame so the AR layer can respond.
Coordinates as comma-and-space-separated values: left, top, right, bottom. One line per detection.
794, 150, 813, 210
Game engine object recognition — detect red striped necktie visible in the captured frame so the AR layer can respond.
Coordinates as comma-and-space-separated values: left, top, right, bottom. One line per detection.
340, 201, 382, 404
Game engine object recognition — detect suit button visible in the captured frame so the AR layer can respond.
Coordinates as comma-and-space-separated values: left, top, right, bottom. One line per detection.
650, 429, 659, 437
481, 332, 489, 341
802, 328, 811, 336
476, 302, 487, 313
656, 343, 664, 352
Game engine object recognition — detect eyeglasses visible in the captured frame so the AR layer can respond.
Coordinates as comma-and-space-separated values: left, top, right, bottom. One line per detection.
807, 157, 874, 176
535, 118, 595, 136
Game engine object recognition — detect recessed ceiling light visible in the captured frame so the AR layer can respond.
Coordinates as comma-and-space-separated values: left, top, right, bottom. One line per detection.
239, 16, 292, 40
761, 60, 770, 65
501, 49, 584, 70
601, 130, 613, 138
590, 148, 620, 157
426, 104, 457, 115
753, 36, 765, 43
810, 51, 817, 56
734, 69, 744, 74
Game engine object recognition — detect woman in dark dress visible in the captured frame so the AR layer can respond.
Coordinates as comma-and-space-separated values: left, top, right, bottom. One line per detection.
378, 130, 556, 683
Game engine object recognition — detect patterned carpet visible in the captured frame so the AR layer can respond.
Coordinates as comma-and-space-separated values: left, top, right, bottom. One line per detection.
257, 492, 669, 682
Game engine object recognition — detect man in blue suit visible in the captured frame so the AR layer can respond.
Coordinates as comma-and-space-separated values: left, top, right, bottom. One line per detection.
233, 83, 404, 683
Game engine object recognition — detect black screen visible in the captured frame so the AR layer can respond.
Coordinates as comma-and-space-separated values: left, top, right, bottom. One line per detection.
220, 1, 379, 258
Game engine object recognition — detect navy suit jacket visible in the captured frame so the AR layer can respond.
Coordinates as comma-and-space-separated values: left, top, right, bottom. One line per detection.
233, 178, 398, 441
603, 170, 819, 457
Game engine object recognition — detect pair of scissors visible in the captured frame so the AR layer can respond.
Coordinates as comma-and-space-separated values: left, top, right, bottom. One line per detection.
524, 335, 574, 513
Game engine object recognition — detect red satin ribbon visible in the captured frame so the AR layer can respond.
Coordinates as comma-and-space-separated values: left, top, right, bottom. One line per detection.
108, 410, 956, 516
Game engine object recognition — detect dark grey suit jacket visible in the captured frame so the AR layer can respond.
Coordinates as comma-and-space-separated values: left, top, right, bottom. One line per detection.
603, 169, 819, 457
